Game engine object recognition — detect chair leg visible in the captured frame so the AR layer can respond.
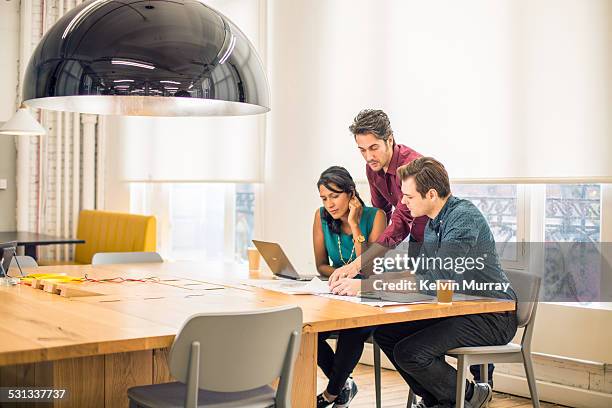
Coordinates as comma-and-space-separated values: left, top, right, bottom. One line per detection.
373, 342, 382, 408
407, 389, 415, 408
522, 351, 541, 408
480, 364, 488, 385
455, 355, 468, 408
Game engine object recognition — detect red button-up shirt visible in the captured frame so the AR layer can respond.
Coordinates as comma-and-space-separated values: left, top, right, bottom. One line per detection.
366, 144, 428, 247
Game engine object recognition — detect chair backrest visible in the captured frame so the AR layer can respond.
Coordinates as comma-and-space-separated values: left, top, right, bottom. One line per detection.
169, 306, 302, 395
75, 210, 157, 264
504, 269, 541, 327
10, 256, 39, 269
92, 251, 163, 265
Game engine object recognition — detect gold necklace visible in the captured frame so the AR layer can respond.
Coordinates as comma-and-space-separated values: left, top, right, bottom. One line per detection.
337, 234, 355, 265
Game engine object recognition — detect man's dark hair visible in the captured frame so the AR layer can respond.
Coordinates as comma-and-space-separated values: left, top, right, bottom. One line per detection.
397, 157, 451, 198
348, 109, 393, 143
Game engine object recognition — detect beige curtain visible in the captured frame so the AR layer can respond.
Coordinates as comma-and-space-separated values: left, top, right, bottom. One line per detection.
17, 0, 106, 262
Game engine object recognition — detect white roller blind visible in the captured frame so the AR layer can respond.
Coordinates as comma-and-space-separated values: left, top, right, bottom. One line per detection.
268, 0, 612, 182
117, 0, 265, 183
515, 0, 612, 181
118, 116, 263, 182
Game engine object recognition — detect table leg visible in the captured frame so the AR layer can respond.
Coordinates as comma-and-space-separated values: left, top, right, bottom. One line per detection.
292, 332, 317, 407
104, 351, 153, 408
24, 244, 37, 261
54, 355, 105, 407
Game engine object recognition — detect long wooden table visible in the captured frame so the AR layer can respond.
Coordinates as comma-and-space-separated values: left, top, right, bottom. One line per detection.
0, 261, 515, 407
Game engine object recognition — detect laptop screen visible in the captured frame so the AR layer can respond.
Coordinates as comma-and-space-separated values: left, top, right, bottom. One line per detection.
0, 241, 17, 277
251, 240, 300, 279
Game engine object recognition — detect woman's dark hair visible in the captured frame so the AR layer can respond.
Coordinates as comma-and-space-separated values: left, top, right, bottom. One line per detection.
317, 166, 365, 235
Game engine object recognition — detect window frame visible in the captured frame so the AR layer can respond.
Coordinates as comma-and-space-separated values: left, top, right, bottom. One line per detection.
535, 183, 606, 309
450, 182, 528, 271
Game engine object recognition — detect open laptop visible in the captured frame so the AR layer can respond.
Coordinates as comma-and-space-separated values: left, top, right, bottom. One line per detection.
0, 241, 17, 277
252, 240, 325, 281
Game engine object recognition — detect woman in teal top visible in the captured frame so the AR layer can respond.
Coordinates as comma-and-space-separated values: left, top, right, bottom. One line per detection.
319, 203, 379, 268
313, 166, 386, 408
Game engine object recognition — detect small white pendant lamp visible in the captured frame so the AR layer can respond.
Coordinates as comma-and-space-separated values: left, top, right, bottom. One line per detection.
0, 105, 46, 136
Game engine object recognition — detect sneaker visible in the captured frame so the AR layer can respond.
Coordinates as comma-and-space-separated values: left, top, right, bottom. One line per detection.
317, 393, 334, 408
467, 383, 492, 408
413, 400, 437, 408
333, 378, 358, 408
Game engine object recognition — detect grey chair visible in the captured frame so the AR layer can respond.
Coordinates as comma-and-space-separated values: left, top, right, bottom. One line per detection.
447, 270, 542, 408
371, 337, 417, 408
374, 339, 418, 408
10, 255, 38, 269
372, 339, 383, 408
128, 305, 302, 408
407, 389, 416, 407
92, 251, 163, 265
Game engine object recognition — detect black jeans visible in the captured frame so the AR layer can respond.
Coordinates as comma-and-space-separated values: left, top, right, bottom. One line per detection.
318, 327, 374, 395
471, 363, 494, 385
373, 312, 517, 407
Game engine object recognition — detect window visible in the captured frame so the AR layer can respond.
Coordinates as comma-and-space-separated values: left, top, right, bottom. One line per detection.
543, 184, 602, 303
451, 184, 524, 266
451, 183, 606, 304
130, 183, 257, 262
545, 184, 601, 242
235, 184, 256, 262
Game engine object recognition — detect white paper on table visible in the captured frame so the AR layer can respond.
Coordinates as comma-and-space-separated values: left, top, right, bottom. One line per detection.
240, 277, 331, 295
316, 293, 438, 307
287, 277, 331, 294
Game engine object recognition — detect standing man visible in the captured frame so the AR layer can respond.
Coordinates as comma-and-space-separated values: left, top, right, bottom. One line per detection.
329, 109, 428, 282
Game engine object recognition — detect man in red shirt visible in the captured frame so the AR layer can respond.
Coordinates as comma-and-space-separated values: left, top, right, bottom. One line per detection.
329, 109, 428, 283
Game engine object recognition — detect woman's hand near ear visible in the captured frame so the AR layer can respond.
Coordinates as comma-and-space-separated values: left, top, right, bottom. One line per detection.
347, 197, 363, 227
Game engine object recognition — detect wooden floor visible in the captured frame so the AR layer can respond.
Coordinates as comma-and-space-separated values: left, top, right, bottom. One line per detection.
317, 364, 571, 408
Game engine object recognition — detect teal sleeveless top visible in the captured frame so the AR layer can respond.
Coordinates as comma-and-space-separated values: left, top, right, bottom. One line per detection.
319, 206, 379, 268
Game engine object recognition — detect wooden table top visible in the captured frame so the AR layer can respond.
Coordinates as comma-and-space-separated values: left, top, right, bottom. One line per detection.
0, 261, 515, 366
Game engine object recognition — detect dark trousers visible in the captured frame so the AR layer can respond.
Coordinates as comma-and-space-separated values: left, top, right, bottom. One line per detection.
318, 327, 374, 395
373, 312, 517, 407
470, 363, 494, 385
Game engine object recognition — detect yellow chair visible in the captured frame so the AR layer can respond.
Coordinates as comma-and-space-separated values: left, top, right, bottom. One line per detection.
39, 210, 157, 265
73, 210, 157, 264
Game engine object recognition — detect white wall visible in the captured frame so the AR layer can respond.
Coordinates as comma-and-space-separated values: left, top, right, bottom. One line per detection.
0, 0, 20, 231
264, 0, 364, 272
532, 303, 612, 362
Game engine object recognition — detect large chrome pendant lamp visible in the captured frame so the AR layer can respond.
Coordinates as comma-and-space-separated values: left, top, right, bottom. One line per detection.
22, 0, 270, 116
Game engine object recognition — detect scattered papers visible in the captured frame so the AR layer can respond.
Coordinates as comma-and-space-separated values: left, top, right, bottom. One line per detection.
239, 278, 500, 307
295, 277, 331, 294
240, 277, 331, 295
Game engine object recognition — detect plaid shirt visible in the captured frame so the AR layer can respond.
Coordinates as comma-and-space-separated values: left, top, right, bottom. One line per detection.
417, 196, 517, 300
